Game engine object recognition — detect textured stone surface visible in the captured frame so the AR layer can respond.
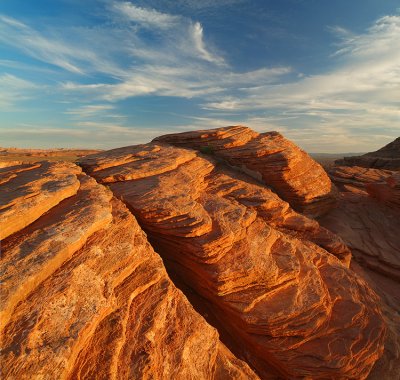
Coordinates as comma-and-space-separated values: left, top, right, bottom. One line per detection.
81, 143, 385, 379
335, 137, 400, 170
0, 161, 81, 240
352, 262, 400, 380
320, 165, 400, 379
321, 166, 400, 282
0, 163, 258, 380
154, 126, 336, 217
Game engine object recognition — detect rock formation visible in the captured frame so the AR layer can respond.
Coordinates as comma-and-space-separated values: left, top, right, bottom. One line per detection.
154, 126, 336, 217
80, 139, 385, 379
1, 127, 394, 380
335, 137, 400, 170
0, 161, 258, 380
319, 165, 400, 379
321, 166, 400, 282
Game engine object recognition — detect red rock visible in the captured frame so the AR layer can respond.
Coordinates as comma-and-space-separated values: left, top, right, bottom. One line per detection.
320, 164, 400, 379
320, 166, 400, 282
81, 143, 385, 379
0, 163, 258, 380
154, 126, 336, 217
328, 166, 394, 193
367, 172, 400, 207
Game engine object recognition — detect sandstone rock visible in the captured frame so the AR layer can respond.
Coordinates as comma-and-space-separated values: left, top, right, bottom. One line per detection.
1, 164, 258, 380
81, 143, 385, 379
351, 262, 400, 380
367, 171, 400, 208
320, 166, 400, 282
320, 165, 400, 379
0, 161, 81, 240
154, 126, 336, 217
335, 137, 400, 170
328, 166, 394, 192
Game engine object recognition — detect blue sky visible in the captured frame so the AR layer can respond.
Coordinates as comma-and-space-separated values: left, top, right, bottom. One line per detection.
0, 0, 399, 152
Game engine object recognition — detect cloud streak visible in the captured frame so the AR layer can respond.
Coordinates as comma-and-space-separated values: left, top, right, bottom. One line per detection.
0, 3, 398, 152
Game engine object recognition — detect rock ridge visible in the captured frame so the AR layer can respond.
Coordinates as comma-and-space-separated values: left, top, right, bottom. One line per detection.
80, 134, 386, 379
154, 125, 336, 217
0, 162, 258, 380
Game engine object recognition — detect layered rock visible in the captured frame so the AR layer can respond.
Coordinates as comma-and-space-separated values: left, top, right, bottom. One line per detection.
0, 161, 81, 240
81, 142, 385, 379
0, 163, 258, 380
335, 137, 400, 170
320, 165, 400, 378
321, 166, 400, 282
154, 126, 336, 217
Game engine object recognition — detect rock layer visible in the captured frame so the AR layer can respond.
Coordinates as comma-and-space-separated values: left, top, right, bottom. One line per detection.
321, 166, 400, 282
335, 137, 400, 170
0, 161, 81, 240
154, 126, 336, 217
0, 163, 258, 380
81, 142, 385, 379
320, 165, 400, 378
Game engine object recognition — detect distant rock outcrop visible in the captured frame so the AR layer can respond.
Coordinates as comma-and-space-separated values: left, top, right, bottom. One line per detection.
0, 162, 258, 380
154, 126, 336, 217
80, 139, 385, 379
335, 137, 400, 170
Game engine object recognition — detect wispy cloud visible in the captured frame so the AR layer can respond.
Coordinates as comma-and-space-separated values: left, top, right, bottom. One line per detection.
0, 73, 39, 109
1, 2, 398, 153
65, 104, 115, 118
190, 22, 225, 65
112, 1, 180, 29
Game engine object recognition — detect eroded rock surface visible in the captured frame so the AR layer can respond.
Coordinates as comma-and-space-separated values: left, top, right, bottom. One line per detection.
81, 142, 385, 379
335, 137, 400, 170
0, 163, 258, 380
321, 166, 400, 282
320, 165, 400, 378
154, 126, 336, 217
0, 161, 81, 240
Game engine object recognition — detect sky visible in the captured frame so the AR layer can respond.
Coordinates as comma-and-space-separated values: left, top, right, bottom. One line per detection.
0, 0, 399, 152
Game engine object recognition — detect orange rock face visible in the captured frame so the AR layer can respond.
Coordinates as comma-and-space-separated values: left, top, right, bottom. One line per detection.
0, 163, 258, 380
81, 142, 385, 379
319, 164, 400, 378
154, 126, 336, 217
321, 166, 400, 282
0, 161, 81, 240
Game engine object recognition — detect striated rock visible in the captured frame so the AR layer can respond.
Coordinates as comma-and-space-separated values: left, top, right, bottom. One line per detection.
335, 137, 400, 170
328, 166, 394, 192
351, 262, 400, 380
81, 143, 385, 379
0, 163, 258, 380
320, 165, 400, 379
154, 126, 336, 217
0, 161, 81, 240
321, 166, 400, 282
367, 171, 400, 208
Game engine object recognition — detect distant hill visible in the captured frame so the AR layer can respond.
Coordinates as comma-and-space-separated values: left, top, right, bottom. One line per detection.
334, 137, 400, 170
0, 147, 102, 163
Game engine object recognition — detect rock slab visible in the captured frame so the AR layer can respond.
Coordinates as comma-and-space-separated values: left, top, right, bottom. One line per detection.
154, 126, 336, 217
81, 141, 386, 379
0, 162, 258, 380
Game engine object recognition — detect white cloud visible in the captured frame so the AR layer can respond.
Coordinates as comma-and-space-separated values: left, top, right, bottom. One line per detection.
191, 21, 225, 65
0, 73, 39, 109
1, 3, 398, 153
203, 14, 400, 148
64, 104, 115, 118
112, 1, 180, 29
